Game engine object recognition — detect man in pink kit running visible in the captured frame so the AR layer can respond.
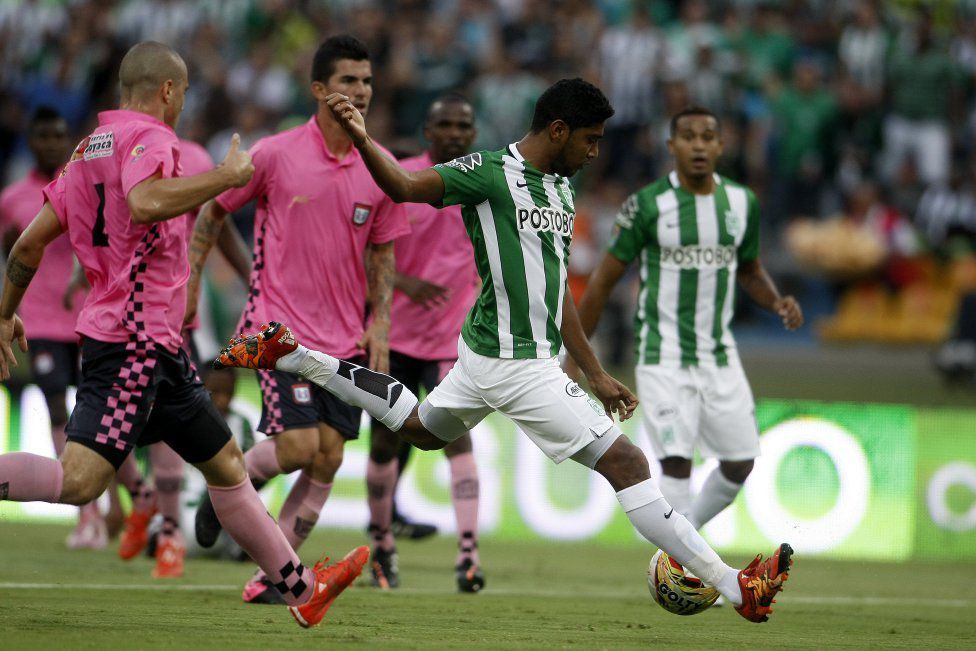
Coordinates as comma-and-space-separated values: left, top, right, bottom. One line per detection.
0, 106, 98, 547
366, 94, 484, 592
187, 34, 408, 605
0, 41, 366, 628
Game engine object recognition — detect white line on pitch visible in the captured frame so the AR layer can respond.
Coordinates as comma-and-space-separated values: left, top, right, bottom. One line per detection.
1, 582, 972, 608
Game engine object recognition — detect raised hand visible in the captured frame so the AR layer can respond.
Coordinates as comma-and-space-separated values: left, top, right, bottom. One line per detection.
220, 133, 254, 188
326, 93, 368, 145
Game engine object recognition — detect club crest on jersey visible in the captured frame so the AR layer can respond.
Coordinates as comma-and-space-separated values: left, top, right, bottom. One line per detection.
130, 144, 146, 161
442, 153, 482, 173
292, 383, 312, 404
352, 203, 372, 226
83, 132, 114, 160
724, 209, 744, 239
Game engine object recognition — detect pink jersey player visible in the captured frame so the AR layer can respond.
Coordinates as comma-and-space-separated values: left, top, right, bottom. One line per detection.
0, 169, 83, 342
216, 116, 409, 359
44, 110, 189, 353
388, 151, 479, 360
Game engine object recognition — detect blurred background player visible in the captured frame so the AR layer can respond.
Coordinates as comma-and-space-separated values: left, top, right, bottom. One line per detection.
0, 40, 366, 628
366, 94, 483, 591
187, 34, 409, 605
575, 107, 803, 555
0, 105, 98, 548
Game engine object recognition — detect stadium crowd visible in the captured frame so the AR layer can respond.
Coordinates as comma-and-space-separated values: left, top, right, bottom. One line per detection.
1, 0, 975, 354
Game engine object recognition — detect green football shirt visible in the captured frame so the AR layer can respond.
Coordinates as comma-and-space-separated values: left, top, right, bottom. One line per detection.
433, 144, 576, 359
608, 171, 760, 368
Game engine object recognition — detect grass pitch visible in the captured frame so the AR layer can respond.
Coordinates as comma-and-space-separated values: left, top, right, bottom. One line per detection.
1, 522, 973, 650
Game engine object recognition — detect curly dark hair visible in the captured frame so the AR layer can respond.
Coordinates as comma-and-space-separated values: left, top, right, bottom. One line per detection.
530, 78, 614, 133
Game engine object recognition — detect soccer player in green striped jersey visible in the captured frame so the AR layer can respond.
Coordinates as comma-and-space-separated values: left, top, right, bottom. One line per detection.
576, 107, 803, 540
217, 83, 796, 622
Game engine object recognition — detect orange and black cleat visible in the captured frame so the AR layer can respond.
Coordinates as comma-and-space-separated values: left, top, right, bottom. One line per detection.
118, 505, 156, 561
152, 537, 186, 578
735, 543, 793, 623
290, 545, 369, 628
213, 321, 298, 371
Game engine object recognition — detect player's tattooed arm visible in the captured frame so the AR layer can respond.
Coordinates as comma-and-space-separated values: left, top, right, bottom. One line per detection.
737, 260, 803, 330
5, 256, 36, 288
184, 200, 229, 326
360, 241, 394, 373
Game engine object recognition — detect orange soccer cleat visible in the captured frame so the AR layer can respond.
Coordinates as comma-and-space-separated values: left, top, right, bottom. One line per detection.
118, 505, 156, 561
735, 543, 793, 623
152, 537, 186, 578
289, 545, 369, 629
213, 322, 298, 371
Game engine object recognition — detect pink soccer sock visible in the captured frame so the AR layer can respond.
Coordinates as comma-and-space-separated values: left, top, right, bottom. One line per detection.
50, 424, 67, 458
279, 472, 332, 551
366, 458, 397, 552
208, 478, 314, 606
449, 452, 480, 565
150, 444, 185, 537
244, 438, 283, 484
0, 452, 64, 502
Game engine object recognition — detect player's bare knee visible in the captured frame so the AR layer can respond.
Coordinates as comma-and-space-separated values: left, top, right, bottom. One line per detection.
275, 429, 319, 470
314, 439, 345, 476
369, 425, 399, 463
59, 469, 110, 505
195, 439, 247, 487
444, 433, 472, 457
660, 456, 692, 478
719, 458, 754, 484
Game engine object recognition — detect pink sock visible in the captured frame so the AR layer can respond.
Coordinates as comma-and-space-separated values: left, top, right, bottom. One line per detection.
279, 472, 332, 551
244, 438, 283, 484
208, 478, 314, 606
449, 452, 480, 565
366, 459, 397, 551
50, 424, 67, 457
0, 452, 64, 502
150, 444, 185, 534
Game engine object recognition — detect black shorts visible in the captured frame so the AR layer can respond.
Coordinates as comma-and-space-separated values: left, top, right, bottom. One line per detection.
28, 339, 80, 397
66, 338, 232, 469
386, 351, 455, 397
257, 355, 368, 440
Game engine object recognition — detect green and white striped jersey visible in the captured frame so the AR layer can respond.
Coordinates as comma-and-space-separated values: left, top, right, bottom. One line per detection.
608, 171, 760, 368
433, 144, 576, 359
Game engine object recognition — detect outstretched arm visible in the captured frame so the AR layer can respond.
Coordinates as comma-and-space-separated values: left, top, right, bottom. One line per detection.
560, 292, 638, 422
216, 217, 252, 283
736, 259, 803, 330
0, 203, 64, 377
127, 134, 254, 224
326, 94, 446, 205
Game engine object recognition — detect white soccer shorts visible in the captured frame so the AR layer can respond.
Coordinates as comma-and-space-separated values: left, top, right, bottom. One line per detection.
636, 359, 760, 462
423, 338, 616, 463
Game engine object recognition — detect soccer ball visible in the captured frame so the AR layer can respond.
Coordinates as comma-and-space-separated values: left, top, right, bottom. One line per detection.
647, 550, 719, 616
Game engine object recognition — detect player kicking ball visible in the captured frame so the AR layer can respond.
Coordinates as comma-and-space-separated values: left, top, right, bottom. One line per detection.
214, 77, 793, 623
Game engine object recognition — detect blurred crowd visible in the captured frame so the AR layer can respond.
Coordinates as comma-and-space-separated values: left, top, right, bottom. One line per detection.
2, 0, 976, 356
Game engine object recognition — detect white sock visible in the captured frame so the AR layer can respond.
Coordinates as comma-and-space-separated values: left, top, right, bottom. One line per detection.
277, 345, 418, 431
658, 475, 691, 518
689, 468, 743, 529
618, 479, 742, 605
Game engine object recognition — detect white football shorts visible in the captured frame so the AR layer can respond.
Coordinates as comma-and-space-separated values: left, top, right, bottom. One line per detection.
422, 338, 616, 463
636, 358, 760, 461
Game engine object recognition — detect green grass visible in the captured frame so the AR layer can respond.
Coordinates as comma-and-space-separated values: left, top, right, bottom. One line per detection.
1, 523, 974, 649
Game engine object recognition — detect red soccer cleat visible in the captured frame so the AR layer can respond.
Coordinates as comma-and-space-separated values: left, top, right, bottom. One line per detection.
118, 506, 156, 560
152, 537, 186, 578
213, 322, 298, 371
289, 546, 369, 629
735, 543, 793, 623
